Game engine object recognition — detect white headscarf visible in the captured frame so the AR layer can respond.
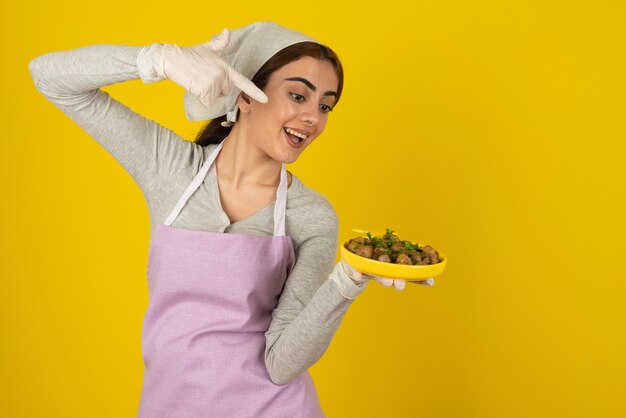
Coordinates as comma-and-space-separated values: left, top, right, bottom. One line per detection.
184, 21, 322, 125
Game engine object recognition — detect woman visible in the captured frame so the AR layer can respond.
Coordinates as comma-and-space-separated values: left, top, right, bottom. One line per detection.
29, 21, 431, 417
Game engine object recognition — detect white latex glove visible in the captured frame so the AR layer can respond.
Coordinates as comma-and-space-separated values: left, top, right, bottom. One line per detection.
153, 28, 268, 107
340, 259, 435, 291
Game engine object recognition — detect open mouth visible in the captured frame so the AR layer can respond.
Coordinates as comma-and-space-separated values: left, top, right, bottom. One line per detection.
284, 127, 308, 144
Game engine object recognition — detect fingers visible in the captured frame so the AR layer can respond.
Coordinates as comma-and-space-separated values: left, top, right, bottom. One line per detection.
202, 28, 268, 104
375, 277, 433, 289
207, 28, 231, 51
393, 280, 406, 291
374, 277, 394, 287
340, 259, 369, 283
373, 277, 405, 291
340, 259, 433, 291
228, 67, 269, 103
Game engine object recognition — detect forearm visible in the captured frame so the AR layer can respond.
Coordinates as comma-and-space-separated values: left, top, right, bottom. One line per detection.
28, 43, 195, 197
28, 44, 153, 100
265, 262, 368, 385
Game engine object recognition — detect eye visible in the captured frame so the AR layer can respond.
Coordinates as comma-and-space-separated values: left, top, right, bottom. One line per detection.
290, 92, 333, 114
320, 104, 333, 114
290, 93, 305, 102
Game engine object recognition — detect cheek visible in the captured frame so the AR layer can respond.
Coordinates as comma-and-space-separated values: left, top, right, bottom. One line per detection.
273, 95, 297, 113
265, 97, 298, 123
317, 119, 329, 136
250, 101, 290, 133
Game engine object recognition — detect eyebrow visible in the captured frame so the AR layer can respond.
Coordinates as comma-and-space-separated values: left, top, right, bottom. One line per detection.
284, 77, 337, 97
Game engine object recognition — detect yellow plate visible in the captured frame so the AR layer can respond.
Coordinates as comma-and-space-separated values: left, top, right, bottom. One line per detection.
340, 230, 447, 281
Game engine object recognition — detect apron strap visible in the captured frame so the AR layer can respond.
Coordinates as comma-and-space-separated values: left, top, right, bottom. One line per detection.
164, 140, 289, 237
273, 165, 288, 237
163, 140, 224, 227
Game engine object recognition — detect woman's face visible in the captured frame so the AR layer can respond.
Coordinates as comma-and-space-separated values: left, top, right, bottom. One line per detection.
238, 56, 340, 164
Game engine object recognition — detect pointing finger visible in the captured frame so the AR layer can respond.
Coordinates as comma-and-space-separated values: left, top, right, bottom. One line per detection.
228, 66, 269, 104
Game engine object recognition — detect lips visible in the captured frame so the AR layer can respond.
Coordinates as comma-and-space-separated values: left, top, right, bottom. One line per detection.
284, 128, 306, 148
284, 127, 309, 141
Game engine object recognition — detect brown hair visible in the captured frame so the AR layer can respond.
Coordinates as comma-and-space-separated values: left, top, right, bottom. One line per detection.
193, 42, 344, 146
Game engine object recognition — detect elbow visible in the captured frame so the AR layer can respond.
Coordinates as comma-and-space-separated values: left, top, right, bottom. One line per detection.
268, 370, 289, 386
267, 367, 296, 386
28, 58, 39, 84
28, 56, 45, 92
265, 353, 296, 386
28, 53, 57, 94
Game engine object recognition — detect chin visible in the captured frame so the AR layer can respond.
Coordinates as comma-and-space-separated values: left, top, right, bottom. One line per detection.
274, 143, 306, 164
281, 154, 300, 164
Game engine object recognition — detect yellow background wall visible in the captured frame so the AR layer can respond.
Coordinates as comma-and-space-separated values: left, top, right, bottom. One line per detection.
2, 1, 625, 417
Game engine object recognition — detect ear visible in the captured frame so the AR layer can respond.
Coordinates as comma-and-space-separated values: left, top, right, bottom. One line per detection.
236, 92, 252, 114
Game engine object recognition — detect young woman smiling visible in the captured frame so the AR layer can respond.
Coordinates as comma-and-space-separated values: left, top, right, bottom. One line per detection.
29, 21, 430, 417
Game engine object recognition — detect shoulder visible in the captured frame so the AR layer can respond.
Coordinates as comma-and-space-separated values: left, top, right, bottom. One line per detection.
289, 175, 337, 216
308, 192, 338, 227
202, 143, 219, 161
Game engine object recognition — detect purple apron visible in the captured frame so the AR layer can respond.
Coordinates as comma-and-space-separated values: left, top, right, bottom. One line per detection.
137, 140, 325, 417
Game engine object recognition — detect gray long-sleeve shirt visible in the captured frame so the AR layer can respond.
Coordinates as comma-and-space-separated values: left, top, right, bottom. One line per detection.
28, 43, 368, 386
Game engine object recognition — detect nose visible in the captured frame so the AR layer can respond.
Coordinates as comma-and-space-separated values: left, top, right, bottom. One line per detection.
299, 102, 319, 127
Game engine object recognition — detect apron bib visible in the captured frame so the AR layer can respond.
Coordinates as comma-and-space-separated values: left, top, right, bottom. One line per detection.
138, 140, 324, 417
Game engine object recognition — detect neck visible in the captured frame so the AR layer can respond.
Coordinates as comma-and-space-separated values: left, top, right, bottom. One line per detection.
215, 123, 284, 191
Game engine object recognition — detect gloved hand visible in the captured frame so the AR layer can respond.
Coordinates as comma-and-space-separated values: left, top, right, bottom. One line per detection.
340, 259, 435, 291
146, 28, 268, 107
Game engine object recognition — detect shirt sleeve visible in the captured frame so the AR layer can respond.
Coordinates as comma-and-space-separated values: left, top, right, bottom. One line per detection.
28, 43, 200, 197
264, 195, 369, 385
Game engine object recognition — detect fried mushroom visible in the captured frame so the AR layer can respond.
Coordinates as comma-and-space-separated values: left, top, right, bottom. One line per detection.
395, 253, 413, 265
356, 245, 374, 259
422, 245, 440, 264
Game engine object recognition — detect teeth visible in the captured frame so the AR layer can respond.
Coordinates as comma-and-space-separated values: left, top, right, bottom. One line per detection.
285, 128, 308, 140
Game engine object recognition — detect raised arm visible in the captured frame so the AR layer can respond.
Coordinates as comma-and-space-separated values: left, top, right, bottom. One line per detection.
264, 196, 369, 385
28, 44, 200, 196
